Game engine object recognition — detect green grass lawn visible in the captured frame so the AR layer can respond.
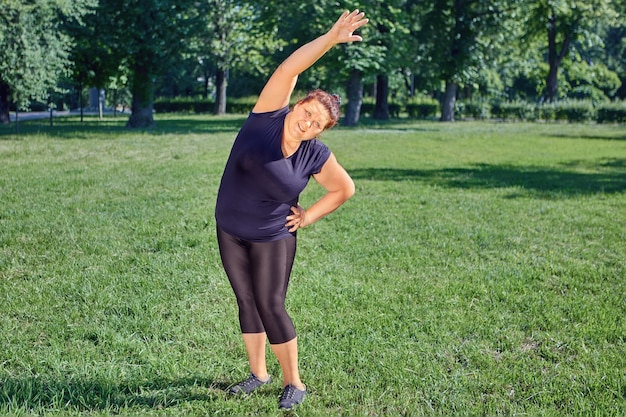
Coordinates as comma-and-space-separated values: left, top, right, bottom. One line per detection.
1, 115, 624, 416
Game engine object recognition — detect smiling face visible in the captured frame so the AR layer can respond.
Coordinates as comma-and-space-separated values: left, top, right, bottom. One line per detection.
285, 99, 331, 142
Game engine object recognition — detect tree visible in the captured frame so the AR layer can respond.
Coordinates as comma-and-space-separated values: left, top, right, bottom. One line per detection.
338, 39, 386, 126
411, 0, 516, 121
522, 0, 618, 102
366, 0, 410, 120
193, 0, 284, 115
0, 82, 9, 124
0, 0, 96, 125
583, 1, 626, 100
256, 1, 382, 126
605, 25, 626, 99
64, 3, 124, 120
93, 0, 196, 128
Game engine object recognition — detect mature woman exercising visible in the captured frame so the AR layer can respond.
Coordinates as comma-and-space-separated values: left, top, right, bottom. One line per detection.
215, 9, 368, 410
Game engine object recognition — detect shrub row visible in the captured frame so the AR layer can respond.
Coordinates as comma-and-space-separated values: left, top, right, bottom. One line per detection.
359, 102, 403, 118
153, 97, 257, 114
154, 97, 626, 123
461, 100, 626, 123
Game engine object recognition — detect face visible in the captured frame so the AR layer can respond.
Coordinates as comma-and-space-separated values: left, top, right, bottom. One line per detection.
287, 99, 331, 141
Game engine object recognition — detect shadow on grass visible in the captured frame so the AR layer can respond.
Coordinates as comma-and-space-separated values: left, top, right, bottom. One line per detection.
0, 115, 246, 140
0, 374, 232, 412
547, 132, 626, 141
350, 159, 626, 197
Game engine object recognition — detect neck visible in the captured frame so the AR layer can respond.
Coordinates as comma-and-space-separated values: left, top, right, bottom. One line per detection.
281, 135, 300, 157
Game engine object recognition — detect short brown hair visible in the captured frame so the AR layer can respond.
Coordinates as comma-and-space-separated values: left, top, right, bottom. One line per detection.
296, 89, 341, 130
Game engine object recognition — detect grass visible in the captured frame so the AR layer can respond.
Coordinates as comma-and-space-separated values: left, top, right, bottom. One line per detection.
0, 115, 624, 416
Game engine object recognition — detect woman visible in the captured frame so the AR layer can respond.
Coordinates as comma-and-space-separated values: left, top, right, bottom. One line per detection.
215, 10, 368, 410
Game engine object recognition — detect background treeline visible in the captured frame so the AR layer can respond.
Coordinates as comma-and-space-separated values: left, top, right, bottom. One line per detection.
1, 0, 625, 127
152, 97, 626, 123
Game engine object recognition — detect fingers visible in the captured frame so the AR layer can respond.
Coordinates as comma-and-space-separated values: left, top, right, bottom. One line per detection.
336, 9, 368, 42
286, 205, 306, 232
344, 9, 368, 27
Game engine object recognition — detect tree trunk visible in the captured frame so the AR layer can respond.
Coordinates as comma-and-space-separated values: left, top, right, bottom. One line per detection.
373, 74, 389, 120
214, 68, 228, 115
440, 81, 458, 122
0, 82, 9, 125
404, 71, 415, 99
544, 12, 571, 102
79, 82, 84, 123
203, 66, 211, 99
126, 65, 155, 128
343, 69, 363, 127
98, 89, 104, 120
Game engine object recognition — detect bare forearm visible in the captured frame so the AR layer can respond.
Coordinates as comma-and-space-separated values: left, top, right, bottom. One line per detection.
304, 188, 354, 226
275, 33, 336, 80
277, 9, 367, 79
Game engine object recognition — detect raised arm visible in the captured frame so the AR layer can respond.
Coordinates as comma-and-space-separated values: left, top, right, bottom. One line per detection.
252, 10, 368, 113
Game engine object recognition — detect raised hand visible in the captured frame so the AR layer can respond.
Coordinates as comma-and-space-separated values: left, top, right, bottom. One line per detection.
327, 10, 369, 44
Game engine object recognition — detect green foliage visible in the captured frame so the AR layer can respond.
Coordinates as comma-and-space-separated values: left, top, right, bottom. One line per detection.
536, 102, 557, 121
154, 98, 212, 113
0, 0, 96, 110
457, 100, 491, 120
521, 0, 619, 101
153, 97, 258, 114
89, 0, 198, 127
567, 60, 621, 97
597, 101, 626, 123
2, 0, 624, 126
64, 0, 124, 93
405, 97, 439, 119
553, 99, 597, 121
491, 100, 538, 121
359, 98, 402, 118
0, 116, 624, 415
569, 85, 611, 103
188, 0, 288, 112
491, 99, 605, 122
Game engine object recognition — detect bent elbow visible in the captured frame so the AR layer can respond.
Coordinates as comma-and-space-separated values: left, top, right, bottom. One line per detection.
344, 178, 355, 201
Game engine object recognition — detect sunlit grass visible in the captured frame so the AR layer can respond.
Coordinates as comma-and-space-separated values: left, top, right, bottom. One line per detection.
1, 115, 624, 415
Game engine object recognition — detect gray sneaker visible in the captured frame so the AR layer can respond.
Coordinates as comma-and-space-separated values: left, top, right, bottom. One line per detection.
278, 384, 306, 410
229, 373, 272, 395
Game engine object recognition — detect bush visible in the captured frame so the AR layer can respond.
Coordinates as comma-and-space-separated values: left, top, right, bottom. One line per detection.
154, 98, 207, 113
389, 102, 401, 118
490, 99, 598, 123
553, 100, 596, 122
536, 103, 556, 121
357, 99, 401, 118
491, 101, 536, 121
569, 85, 610, 104
405, 98, 438, 119
154, 97, 257, 114
226, 97, 256, 114
359, 100, 374, 117
597, 101, 626, 123
459, 100, 490, 120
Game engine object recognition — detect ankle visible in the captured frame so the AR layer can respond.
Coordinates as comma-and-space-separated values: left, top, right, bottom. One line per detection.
284, 382, 305, 391
253, 372, 270, 382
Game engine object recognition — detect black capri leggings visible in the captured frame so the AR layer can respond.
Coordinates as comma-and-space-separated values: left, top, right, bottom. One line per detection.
216, 226, 297, 345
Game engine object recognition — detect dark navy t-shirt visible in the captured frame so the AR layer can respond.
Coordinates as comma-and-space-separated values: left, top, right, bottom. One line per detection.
215, 107, 331, 242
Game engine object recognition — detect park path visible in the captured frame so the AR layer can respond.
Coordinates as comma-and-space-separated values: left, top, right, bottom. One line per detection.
8, 110, 126, 122
9, 110, 71, 121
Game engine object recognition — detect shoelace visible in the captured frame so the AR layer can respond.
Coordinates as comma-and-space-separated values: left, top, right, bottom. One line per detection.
240, 375, 261, 389
280, 385, 297, 400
